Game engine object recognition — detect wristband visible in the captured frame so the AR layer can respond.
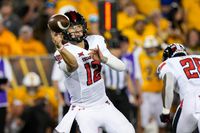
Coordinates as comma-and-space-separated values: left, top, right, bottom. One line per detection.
57, 45, 64, 52
128, 95, 136, 104
101, 56, 108, 64
162, 107, 170, 114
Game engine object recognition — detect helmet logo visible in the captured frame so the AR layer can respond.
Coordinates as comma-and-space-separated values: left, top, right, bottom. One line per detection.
71, 11, 77, 22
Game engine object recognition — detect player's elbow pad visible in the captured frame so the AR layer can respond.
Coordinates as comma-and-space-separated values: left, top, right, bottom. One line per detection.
106, 54, 126, 71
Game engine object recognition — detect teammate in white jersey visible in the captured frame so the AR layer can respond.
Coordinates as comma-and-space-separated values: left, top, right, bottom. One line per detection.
157, 43, 200, 133
50, 11, 135, 133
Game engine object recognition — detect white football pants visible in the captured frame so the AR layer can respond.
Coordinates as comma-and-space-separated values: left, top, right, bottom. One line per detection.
172, 91, 200, 133
75, 99, 135, 133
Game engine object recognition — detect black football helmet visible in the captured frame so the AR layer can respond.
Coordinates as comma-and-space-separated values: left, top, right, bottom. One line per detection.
162, 43, 187, 61
63, 11, 87, 43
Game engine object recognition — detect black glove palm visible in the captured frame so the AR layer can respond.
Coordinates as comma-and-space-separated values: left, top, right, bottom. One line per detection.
160, 113, 170, 123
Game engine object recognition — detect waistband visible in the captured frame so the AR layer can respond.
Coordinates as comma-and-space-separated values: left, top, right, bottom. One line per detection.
71, 95, 109, 108
106, 87, 127, 94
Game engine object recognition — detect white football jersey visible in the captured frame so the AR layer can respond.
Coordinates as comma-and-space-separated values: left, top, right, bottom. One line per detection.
157, 55, 200, 100
54, 35, 110, 105
51, 62, 66, 92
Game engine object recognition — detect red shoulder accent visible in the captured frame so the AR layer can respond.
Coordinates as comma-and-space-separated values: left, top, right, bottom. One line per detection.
54, 55, 63, 63
158, 62, 166, 72
180, 100, 183, 108
64, 43, 69, 46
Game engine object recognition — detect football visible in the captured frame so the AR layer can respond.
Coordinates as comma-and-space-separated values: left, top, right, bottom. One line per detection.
48, 14, 70, 33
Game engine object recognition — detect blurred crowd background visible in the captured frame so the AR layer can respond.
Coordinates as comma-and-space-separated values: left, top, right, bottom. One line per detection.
0, 0, 200, 133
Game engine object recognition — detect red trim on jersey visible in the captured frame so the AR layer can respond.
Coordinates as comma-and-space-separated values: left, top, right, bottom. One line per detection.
91, 60, 101, 65
63, 43, 69, 46
158, 62, 166, 72
180, 100, 183, 108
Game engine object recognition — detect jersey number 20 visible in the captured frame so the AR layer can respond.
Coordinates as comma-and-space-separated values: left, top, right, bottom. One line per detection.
84, 61, 102, 85
180, 57, 200, 79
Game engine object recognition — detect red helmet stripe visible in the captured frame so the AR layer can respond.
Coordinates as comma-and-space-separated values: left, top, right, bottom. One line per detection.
70, 11, 77, 22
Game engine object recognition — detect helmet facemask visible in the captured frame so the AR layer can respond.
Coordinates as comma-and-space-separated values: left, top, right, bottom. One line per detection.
63, 11, 87, 43
65, 24, 85, 43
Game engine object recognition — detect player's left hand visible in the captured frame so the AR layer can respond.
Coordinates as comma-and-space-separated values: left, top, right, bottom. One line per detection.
135, 94, 143, 106
160, 113, 171, 123
89, 45, 107, 63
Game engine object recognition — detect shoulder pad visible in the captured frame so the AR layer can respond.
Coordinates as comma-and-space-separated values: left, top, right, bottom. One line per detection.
157, 62, 166, 74
87, 35, 105, 43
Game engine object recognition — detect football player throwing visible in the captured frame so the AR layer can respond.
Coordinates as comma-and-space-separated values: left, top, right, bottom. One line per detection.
50, 11, 135, 133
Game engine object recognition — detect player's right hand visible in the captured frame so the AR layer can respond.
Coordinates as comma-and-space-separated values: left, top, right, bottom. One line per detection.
50, 31, 63, 49
160, 113, 170, 123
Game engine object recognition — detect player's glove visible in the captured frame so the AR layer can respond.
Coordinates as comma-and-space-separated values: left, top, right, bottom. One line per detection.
160, 113, 170, 123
